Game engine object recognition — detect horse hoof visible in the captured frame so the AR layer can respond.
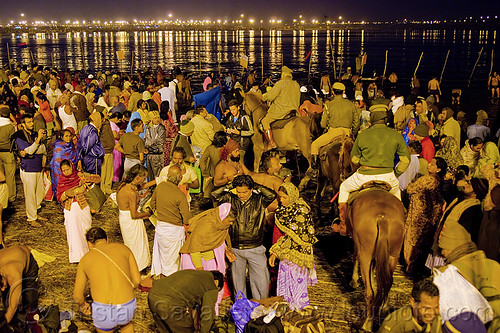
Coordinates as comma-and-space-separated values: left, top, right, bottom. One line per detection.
361, 319, 373, 332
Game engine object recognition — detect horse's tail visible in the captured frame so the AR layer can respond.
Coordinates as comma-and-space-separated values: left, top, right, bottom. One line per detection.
372, 214, 392, 314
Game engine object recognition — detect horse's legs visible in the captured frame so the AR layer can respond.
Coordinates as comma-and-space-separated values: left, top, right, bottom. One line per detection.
253, 146, 263, 172
350, 257, 360, 289
359, 252, 374, 332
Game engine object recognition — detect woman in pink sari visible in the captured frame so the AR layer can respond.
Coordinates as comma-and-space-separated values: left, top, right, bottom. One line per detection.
109, 112, 124, 182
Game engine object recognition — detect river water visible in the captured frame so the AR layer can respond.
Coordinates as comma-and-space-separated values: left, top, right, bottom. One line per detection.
1, 27, 498, 91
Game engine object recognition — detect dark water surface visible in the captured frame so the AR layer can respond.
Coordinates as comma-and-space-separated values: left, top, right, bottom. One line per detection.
1, 28, 498, 85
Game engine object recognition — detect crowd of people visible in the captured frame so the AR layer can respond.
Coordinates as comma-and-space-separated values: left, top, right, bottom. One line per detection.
0, 60, 497, 332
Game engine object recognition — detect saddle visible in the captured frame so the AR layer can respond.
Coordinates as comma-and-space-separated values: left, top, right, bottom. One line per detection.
258, 110, 297, 132
347, 180, 392, 205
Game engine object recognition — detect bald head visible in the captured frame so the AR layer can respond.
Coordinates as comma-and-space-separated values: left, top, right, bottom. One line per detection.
167, 165, 182, 185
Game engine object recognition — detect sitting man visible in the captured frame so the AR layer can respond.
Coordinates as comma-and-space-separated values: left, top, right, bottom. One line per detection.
335, 105, 410, 235
148, 270, 223, 333
309, 82, 357, 178
0, 245, 39, 327
74, 227, 141, 333
378, 278, 441, 333
261, 66, 300, 150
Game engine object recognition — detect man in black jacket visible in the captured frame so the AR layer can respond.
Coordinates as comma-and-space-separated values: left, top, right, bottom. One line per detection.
211, 175, 276, 299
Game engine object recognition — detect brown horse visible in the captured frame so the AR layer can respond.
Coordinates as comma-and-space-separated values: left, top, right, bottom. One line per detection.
243, 93, 312, 171
347, 188, 405, 332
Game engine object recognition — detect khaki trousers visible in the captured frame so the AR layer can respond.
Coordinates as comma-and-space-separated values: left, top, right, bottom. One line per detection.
0, 152, 16, 202
261, 115, 279, 131
100, 153, 113, 195
20, 170, 45, 222
311, 127, 351, 155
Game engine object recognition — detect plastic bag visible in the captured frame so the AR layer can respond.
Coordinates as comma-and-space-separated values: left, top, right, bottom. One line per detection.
433, 265, 494, 324
230, 291, 259, 333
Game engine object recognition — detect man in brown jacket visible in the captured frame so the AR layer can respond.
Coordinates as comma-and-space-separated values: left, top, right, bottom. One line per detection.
0, 106, 16, 203
70, 84, 90, 133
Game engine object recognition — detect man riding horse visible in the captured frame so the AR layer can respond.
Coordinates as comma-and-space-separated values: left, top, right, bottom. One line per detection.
261, 66, 300, 151
308, 82, 358, 178
334, 105, 411, 235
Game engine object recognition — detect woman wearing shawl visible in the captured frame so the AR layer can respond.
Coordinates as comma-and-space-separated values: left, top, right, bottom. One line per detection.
50, 128, 78, 198
160, 101, 178, 167
180, 203, 236, 314
57, 159, 101, 263
402, 118, 419, 146
436, 136, 464, 171
404, 157, 447, 275
269, 182, 318, 310
125, 99, 148, 139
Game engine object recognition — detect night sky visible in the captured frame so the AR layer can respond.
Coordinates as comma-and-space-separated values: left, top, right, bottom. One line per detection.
1, 0, 499, 22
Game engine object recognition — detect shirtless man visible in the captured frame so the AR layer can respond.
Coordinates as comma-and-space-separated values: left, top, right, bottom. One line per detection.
213, 139, 242, 187
74, 227, 141, 333
116, 164, 153, 272
0, 245, 38, 325
320, 73, 332, 95
242, 156, 284, 212
428, 76, 442, 103
488, 72, 500, 99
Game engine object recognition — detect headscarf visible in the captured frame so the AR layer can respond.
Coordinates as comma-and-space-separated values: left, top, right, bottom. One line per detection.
436, 136, 464, 170
219, 139, 239, 160
180, 204, 232, 254
271, 182, 317, 269
89, 112, 102, 129
56, 162, 80, 202
402, 117, 419, 145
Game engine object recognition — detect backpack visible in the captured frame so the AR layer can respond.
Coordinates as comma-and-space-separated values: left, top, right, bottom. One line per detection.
244, 316, 284, 333
281, 307, 325, 333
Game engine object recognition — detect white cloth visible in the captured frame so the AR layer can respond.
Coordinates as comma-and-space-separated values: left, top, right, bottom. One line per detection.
150, 221, 185, 277
20, 170, 45, 222
157, 86, 176, 122
123, 158, 141, 177
47, 88, 62, 108
118, 210, 151, 271
397, 154, 420, 191
64, 201, 91, 263
338, 170, 401, 203
156, 163, 198, 203
58, 106, 77, 130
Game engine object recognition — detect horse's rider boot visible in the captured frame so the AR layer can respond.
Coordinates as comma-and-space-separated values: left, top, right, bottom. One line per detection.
264, 129, 278, 151
332, 202, 348, 236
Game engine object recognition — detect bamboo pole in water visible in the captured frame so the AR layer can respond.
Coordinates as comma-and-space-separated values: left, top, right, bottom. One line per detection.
130, 52, 134, 74
6, 43, 12, 72
80, 40, 86, 73
50, 52, 54, 68
308, 51, 312, 83
382, 50, 388, 87
29, 50, 35, 65
413, 52, 424, 77
489, 50, 494, 77
439, 50, 450, 83
329, 31, 336, 79
65, 50, 68, 70
198, 50, 201, 75
261, 47, 264, 79
468, 47, 484, 88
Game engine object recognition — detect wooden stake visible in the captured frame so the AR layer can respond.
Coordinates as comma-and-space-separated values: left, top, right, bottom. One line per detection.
413, 52, 423, 77
439, 50, 450, 83
382, 50, 388, 77
65, 50, 68, 70
261, 47, 264, 80
80, 40, 86, 72
6, 43, 12, 72
468, 47, 484, 88
51, 52, 54, 68
329, 31, 336, 79
308, 52, 312, 83
489, 50, 494, 77
29, 50, 35, 65
130, 52, 134, 74
198, 50, 201, 75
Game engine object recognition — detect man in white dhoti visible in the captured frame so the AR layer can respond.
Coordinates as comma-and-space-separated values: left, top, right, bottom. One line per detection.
150, 165, 191, 277
116, 164, 152, 272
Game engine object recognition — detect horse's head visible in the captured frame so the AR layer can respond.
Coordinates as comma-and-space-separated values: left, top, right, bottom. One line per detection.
243, 92, 266, 117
